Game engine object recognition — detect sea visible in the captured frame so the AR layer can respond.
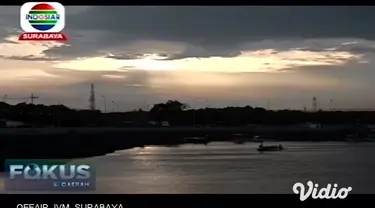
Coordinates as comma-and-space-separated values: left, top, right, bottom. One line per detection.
1, 141, 375, 194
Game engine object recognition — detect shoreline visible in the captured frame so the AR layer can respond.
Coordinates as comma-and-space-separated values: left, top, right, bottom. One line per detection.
0, 126, 371, 172
0, 125, 364, 134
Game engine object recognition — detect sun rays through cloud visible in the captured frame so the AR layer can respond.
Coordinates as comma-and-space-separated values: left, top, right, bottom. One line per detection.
1, 6, 375, 109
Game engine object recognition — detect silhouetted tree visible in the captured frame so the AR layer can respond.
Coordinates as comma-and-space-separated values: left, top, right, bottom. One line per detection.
150, 100, 188, 112
0, 100, 373, 127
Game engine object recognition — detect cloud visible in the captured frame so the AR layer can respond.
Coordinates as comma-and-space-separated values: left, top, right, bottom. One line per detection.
102, 74, 127, 79
0, 35, 65, 60
53, 57, 132, 71
69, 7, 375, 41
3, 6, 375, 62
53, 46, 363, 74
4, 6, 373, 64
40, 6, 375, 59
0, 67, 62, 91
1, 6, 375, 109
0, 55, 58, 61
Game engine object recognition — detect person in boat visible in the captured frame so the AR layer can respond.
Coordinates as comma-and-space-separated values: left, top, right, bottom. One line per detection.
278, 144, 283, 149
259, 142, 264, 148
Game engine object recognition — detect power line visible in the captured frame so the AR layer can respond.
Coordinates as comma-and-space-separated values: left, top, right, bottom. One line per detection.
329, 99, 333, 111
312, 96, 317, 112
3, 93, 39, 104
89, 83, 96, 110
101, 95, 107, 113
30, 93, 38, 104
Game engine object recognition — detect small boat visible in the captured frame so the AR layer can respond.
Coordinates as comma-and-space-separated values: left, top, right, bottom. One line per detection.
164, 144, 180, 147
363, 133, 375, 141
251, 135, 264, 143
345, 138, 357, 142
232, 134, 247, 144
233, 139, 245, 144
345, 133, 364, 142
257, 143, 284, 152
183, 137, 209, 145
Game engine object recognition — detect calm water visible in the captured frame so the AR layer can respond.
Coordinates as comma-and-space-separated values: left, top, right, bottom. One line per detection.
2, 141, 375, 193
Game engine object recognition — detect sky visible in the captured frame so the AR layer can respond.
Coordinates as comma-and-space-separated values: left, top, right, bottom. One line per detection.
1, 6, 375, 111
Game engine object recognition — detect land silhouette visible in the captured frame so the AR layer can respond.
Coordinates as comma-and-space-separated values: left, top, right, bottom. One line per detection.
0, 100, 373, 171
1, 100, 375, 127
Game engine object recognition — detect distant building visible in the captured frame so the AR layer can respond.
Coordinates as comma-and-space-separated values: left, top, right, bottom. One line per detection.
161, 121, 170, 127
0, 119, 31, 128
368, 125, 375, 132
148, 121, 157, 126
300, 122, 323, 129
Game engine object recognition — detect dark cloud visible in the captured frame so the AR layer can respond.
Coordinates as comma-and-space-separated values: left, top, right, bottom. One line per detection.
39, 6, 375, 59
43, 29, 128, 59
105, 53, 140, 60
289, 39, 375, 55
3, 6, 375, 60
163, 47, 240, 60
104, 46, 240, 61
2, 37, 20, 44
342, 46, 375, 54
0, 55, 58, 61
0, 7, 20, 39
67, 7, 375, 45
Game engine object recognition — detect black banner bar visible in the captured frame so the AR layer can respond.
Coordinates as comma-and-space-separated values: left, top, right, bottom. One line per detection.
2, 194, 369, 208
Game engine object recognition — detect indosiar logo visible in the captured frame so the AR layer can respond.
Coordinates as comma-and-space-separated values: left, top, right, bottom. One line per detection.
19, 2, 67, 41
5, 159, 95, 191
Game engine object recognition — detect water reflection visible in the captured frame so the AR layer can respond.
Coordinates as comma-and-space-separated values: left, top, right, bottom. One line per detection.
2, 142, 375, 194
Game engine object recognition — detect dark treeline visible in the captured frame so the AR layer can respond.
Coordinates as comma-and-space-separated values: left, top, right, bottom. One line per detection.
0, 100, 375, 127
